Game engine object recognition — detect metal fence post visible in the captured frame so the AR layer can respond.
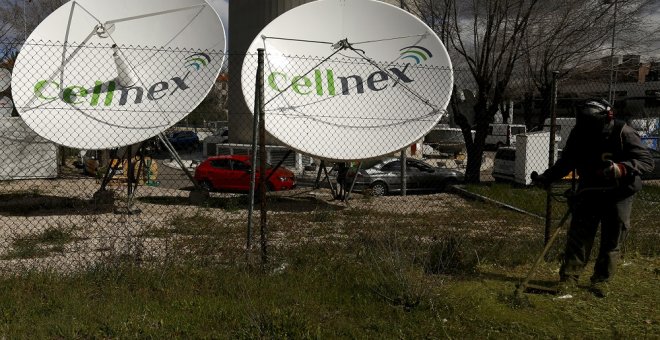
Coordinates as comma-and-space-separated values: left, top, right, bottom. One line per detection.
257, 48, 269, 267
544, 71, 559, 245
400, 150, 407, 196
247, 52, 262, 254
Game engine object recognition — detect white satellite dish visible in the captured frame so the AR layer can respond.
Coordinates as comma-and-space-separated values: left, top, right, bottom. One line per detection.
0, 68, 10, 92
11, 0, 226, 149
241, 0, 453, 161
0, 96, 13, 117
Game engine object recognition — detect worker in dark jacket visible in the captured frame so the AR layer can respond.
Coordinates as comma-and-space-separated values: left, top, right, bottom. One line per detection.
535, 98, 654, 297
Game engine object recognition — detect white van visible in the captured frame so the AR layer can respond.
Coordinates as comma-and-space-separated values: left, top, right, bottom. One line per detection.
486, 124, 527, 148
492, 146, 516, 182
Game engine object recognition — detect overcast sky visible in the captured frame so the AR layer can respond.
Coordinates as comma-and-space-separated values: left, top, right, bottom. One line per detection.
204, 0, 660, 59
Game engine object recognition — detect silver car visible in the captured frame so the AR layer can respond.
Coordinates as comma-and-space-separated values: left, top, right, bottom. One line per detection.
345, 158, 464, 196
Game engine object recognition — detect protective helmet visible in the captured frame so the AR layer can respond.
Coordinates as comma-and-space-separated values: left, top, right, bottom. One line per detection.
576, 98, 613, 127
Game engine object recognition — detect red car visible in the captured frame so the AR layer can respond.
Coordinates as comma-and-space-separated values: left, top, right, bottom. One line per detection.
193, 155, 296, 192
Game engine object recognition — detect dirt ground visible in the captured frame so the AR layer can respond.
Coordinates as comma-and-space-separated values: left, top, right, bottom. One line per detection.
0, 172, 473, 274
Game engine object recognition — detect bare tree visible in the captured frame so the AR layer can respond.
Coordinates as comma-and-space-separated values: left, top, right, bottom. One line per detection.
404, 0, 454, 44
0, 0, 17, 62
522, 0, 654, 128
609, 0, 660, 57
445, 0, 540, 183
0, 0, 67, 41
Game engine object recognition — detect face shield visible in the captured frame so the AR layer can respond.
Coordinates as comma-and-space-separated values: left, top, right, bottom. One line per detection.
576, 99, 612, 130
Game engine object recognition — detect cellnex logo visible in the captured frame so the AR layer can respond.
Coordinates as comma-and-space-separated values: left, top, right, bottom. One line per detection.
185, 52, 211, 71
32, 53, 209, 106
267, 45, 430, 96
398, 45, 433, 65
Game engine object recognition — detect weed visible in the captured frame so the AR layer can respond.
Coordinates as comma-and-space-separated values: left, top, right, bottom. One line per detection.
311, 209, 335, 223
143, 214, 222, 237
2, 226, 81, 260
358, 232, 430, 311
424, 234, 479, 275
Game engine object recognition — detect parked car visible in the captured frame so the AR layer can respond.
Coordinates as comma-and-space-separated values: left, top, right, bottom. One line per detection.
486, 123, 527, 149
202, 127, 229, 156
492, 146, 516, 182
193, 154, 296, 192
167, 130, 199, 150
641, 148, 660, 180
345, 158, 464, 196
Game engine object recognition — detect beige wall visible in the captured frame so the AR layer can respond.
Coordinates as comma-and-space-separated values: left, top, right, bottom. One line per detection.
228, 0, 315, 145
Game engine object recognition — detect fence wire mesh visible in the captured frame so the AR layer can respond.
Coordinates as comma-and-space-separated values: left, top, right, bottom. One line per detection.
0, 39, 658, 273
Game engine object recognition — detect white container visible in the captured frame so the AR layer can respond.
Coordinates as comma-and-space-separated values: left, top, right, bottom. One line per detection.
514, 131, 556, 185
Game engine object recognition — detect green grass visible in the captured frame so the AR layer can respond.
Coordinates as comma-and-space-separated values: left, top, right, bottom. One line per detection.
0, 249, 656, 338
464, 182, 568, 218
143, 214, 226, 237
0, 188, 657, 337
463, 182, 660, 256
2, 227, 82, 260
138, 195, 252, 212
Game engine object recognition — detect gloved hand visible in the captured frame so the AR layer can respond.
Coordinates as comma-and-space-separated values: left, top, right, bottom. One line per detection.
531, 171, 551, 189
601, 161, 627, 179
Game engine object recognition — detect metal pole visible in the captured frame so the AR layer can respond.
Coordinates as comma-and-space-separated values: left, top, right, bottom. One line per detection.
344, 162, 362, 203
400, 150, 407, 196
247, 51, 262, 253
516, 208, 572, 297
323, 164, 337, 198
157, 133, 199, 187
544, 71, 559, 245
265, 150, 293, 181
126, 144, 133, 201
314, 160, 325, 189
257, 48, 268, 267
607, 0, 618, 104
23, 0, 27, 41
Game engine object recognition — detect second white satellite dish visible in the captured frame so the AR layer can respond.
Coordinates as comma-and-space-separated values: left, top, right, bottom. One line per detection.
241, 0, 453, 161
0, 68, 10, 92
11, 0, 226, 149
0, 96, 13, 117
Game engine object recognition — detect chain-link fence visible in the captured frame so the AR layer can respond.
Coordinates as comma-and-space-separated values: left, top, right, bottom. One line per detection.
0, 39, 658, 273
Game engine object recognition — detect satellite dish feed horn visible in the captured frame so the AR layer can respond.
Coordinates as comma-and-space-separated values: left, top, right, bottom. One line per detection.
95, 23, 115, 38
112, 44, 138, 87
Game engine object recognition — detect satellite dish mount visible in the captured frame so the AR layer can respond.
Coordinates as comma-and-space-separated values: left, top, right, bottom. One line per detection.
95, 23, 115, 38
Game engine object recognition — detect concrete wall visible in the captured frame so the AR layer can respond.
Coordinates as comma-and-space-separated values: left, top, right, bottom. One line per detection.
228, 0, 315, 145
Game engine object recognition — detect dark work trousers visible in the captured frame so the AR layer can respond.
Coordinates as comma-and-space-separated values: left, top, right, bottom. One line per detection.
559, 192, 633, 283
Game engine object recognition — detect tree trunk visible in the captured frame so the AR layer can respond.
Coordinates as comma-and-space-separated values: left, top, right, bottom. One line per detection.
464, 96, 490, 183
465, 125, 487, 183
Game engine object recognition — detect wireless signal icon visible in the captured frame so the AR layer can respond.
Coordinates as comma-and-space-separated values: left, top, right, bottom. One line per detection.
184, 52, 211, 71
399, 46, 433, 64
